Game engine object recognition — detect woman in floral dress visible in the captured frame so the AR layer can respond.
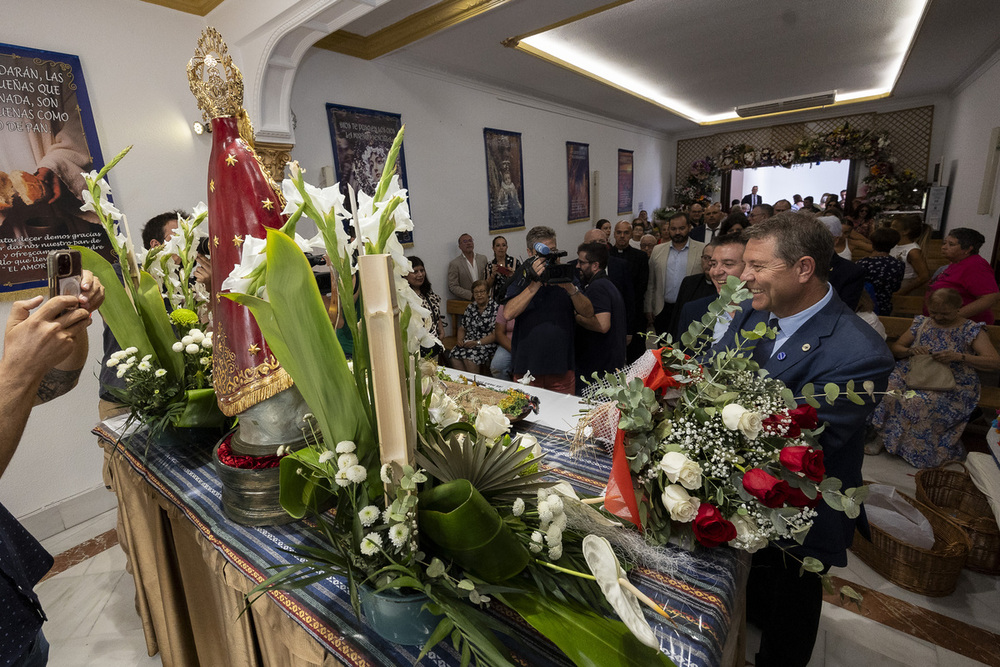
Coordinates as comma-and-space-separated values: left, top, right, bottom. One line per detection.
448, 280, 498, 374
869, 288, 1000, 467
485, 235, 520, 304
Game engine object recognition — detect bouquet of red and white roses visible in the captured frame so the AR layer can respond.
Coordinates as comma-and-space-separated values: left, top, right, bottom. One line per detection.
588, 279, 869, 569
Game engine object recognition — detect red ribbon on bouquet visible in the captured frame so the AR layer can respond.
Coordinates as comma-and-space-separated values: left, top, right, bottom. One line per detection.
604, 348, 685, 529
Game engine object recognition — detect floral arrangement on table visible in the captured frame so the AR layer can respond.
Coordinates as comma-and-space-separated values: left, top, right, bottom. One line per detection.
585, 278, 870, 600
77, 147, 225, 433
222, 128, 677, 665
673, 123, 928, 209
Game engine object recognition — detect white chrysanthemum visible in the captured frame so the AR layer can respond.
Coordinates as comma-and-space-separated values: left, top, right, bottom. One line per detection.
181, 335, 193, 345
337, 453, 358, 470
141, 354, 152, 362
334, 469, 350, 488
548, 544, 563, 561
512, 498, 525, 517
358, 505, 379, 527
188, 329, 204, 343
345, 464, 367, 484
125, 347, 138, 355
360, 532, 383, 556
201, 337, 213, 349
547, 495, 564, 515
389, 523, 410, 549
336, 440, 356, 454
116, 365, 128, 378
185, 343, 200, 355
137, 360, 151, 371
537, 499, 553, 524
318, 450, 335, 464
106, 358, 119, 368
380, 464, 393, 485
199, 357, 211, 366
154, 368, 167, 377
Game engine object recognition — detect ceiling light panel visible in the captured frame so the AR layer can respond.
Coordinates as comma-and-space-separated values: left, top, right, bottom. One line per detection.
515, 0, 930, 125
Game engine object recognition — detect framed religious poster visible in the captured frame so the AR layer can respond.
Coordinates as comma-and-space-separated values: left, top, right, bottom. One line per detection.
566, 141, 590, 223
326, 103, 412, 245
483, 128, 525, 233
0, 42, 113, 299
617, 149, 634, 215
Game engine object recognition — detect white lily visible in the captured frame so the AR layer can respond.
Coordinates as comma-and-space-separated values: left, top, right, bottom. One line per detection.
582, 535, 665, 648
221, 235, 267, 295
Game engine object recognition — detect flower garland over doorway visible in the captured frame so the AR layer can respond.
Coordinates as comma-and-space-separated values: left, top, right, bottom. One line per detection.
675, 123, 927, 211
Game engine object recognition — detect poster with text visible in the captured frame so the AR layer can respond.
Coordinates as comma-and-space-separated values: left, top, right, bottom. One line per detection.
0, 43, 112, 299
566, 141, 590, 223
326, 103, 412, 245
617, 149, 633, 215
483, 128, 524, 233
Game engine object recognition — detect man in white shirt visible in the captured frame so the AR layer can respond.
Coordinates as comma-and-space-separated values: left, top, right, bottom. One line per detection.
645, 213, 704, 334
447, 233, 488, 300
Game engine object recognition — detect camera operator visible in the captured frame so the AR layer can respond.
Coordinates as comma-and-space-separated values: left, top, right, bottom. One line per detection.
502, 226, 593, 394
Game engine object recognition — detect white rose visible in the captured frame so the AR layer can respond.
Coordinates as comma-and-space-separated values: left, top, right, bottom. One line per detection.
721, 403, 763, 440
428, 391, 462, 427
728, 513, 768, 553
475, 404, 510, 440
661, 484, 700, 523
658, 451, 703, 490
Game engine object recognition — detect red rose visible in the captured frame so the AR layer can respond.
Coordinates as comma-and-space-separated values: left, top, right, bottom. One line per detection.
784, 486, 822, 508
788, 405, 819, 431
779, 446, 825, 482
692, 503, 737, 548
742, 469, 792, 508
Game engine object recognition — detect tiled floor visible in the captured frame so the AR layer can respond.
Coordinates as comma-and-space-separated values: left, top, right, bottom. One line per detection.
30, 451, 1000, 667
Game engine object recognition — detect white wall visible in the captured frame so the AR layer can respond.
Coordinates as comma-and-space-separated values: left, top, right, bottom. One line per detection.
940, 51, 1000, 251
0, 0, 209, 518
743, 161, 851, 205
289, 49, 671, 311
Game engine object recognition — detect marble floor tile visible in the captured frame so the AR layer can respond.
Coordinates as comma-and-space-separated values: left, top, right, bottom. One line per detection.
39, 508, 117, 556
35, 570, 125, 641
48, 629, 161, 667
43, 528, 119, 581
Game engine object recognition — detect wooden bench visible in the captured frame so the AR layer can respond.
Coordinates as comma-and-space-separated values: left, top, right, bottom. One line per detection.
441, 299, 470, 351
878, 315, 1000, 412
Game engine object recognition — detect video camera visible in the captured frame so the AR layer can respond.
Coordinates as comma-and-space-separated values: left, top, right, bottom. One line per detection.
526, 242, 575, 284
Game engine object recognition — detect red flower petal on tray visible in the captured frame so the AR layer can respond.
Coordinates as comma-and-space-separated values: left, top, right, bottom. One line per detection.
217, 437, 285, 469
742, 468, 792, 508
779, 446, 825, 482
692, 503, 737, 547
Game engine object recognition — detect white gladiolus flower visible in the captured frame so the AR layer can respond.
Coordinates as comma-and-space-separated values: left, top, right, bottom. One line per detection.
318, 450, 335, 464
661, 484, 700, 523
721, 403, 763, 440
358, 505, 379, 527
474, 404, 510, 440
360, 533, 383, 556
336, 440, 356, 454
185, 343, 200, 355
658, 451, 703, 490
221, 235, 267, 295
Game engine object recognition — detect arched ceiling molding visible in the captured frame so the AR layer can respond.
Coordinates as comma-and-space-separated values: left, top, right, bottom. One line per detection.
208, 0, 391, 145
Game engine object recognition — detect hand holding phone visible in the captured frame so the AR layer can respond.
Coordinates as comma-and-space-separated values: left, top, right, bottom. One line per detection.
47, 249, 82, 303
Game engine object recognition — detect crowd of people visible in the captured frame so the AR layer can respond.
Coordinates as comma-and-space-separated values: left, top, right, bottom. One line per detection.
412, 188, 1000, 483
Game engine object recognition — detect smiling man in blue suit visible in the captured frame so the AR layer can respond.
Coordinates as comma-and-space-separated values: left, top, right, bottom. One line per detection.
716, 212, 894, 667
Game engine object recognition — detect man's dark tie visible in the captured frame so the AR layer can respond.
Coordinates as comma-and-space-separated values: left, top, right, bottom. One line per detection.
752, 317, 779, 364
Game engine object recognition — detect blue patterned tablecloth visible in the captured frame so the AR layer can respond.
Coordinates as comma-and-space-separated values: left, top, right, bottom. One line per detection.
95, 418, 742, 667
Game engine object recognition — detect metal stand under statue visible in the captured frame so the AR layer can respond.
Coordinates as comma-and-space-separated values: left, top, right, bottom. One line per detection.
188, 28, 310, 525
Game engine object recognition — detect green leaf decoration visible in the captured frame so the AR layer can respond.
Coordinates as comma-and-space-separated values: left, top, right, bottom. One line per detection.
500, 587, 676, 667
135, 271, 184, 383
818, 476, 842, 493
171, 388, 226, 428
75, 245, 155, 360
418, 479, 530, 583
800, 556, 825, 574
823, 382, 840, 404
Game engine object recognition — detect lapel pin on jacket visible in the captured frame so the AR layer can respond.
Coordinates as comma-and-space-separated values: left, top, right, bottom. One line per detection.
801, 343, 811, 352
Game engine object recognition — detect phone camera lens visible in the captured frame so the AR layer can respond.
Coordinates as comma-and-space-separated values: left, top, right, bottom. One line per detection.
58, 253, 71, 274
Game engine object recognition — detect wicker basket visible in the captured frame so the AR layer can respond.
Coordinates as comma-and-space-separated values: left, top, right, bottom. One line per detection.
916, 462, 1000, 575
851, 484, 971, 596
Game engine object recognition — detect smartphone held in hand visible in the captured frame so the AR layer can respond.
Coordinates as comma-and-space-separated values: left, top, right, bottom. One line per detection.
47, 249, 82, 301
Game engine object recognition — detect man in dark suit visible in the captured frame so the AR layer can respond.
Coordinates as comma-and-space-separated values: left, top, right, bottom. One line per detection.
610, 220, 649, 360
741, 185, 761, 209
716, 212, 894, 667
817, 216, 865, 309
675, 233, 746, 342
689, 202, 724, 243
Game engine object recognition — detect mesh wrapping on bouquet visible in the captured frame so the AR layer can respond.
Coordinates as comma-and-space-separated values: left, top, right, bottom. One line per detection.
578, 349, 661, 452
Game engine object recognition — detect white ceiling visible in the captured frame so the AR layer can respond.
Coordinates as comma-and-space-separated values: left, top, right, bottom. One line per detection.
330, 0, 1000, 134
